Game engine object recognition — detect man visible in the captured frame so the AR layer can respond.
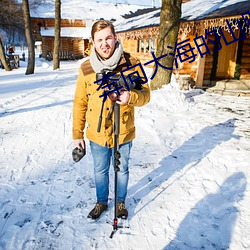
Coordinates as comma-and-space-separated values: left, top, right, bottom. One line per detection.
72, 20, 150, 220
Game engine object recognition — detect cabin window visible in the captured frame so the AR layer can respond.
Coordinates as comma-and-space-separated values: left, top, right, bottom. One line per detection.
137, 38, 156, 53
150, 38, 155, 53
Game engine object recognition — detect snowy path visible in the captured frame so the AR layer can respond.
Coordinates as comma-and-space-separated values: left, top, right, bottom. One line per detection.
0, 59, 250, 249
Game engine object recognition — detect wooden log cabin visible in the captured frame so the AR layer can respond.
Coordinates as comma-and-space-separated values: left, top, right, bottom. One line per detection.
31, 18, 93, 60
115, 0, 250, 89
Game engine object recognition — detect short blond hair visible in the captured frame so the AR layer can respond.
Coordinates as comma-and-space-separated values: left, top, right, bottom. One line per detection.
91, 20, 116, 40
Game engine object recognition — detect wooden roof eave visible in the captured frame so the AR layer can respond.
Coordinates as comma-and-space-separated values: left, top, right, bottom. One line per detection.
117, 13, 249, 39
117, 25, 160, 39
180, 14, 248, 35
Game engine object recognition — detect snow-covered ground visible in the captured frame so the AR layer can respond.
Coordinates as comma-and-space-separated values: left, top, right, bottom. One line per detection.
0, 50, 250, 250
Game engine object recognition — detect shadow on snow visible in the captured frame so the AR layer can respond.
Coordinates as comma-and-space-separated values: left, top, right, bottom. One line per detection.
164, 172, 247, 249
0, 100, 73, 117
128, 118, 239, 213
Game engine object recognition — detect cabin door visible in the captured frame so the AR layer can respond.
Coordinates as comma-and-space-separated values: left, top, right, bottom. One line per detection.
216, 30, 239, 79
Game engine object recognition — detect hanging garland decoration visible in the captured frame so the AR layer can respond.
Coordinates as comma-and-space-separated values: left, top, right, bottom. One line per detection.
117, 26, 159, 40
117, 14, 250, 40
178, 15, 244, 36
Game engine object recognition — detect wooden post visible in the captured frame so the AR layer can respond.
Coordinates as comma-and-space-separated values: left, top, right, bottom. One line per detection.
144, 38, 147, 54
149, 38, 152, 53
155, 38, 158, 52
195, 41, 206, 87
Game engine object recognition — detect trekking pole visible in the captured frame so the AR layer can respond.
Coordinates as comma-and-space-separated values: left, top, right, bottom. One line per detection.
110, 102, 121, 238
97, 94, 105, 133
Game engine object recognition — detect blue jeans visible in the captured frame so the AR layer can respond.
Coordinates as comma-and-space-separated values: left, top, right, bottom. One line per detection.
90, 141, 132, 205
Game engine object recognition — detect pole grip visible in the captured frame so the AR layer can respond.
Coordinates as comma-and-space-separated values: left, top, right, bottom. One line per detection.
97, 97, 105, 132
114, 103, 120, 135
97, 116, 102, 132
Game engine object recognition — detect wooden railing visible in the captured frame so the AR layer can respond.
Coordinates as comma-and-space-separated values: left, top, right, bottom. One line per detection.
0, 54, 20, 69
46, 51, 84, 61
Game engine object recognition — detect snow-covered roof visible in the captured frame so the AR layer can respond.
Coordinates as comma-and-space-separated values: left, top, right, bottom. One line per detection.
114, 0, 249, 33
114, 8, 160, 33
182, 0, 249, 21
40, 27, 91, 39
30, 0, 151, 20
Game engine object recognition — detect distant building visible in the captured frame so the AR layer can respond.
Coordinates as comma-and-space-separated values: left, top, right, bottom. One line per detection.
31, 17, 92, 60
30, 1, 151, 60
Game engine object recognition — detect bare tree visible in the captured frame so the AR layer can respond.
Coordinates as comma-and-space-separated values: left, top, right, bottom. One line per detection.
150, 0, 182, 90
0, 0, 23, 71
22, 0, 35, 75
0, 0, 24, 37
29, 0, 47, 8
53, 0, 61, 70
0, 37, 11, 71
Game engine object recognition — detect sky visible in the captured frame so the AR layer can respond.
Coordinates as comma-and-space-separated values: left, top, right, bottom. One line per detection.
83, 0, 161, 7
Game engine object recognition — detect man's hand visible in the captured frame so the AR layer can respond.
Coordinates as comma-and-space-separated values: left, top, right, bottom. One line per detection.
72, 139, 86, 162
74, 139, 85, 149
116, 90, 130, 105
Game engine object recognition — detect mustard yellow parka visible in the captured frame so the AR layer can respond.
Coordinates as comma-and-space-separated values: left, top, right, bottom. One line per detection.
72, 52, 150, 148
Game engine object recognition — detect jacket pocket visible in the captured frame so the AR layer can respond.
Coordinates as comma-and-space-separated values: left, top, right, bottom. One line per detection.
120, 106, 134, 133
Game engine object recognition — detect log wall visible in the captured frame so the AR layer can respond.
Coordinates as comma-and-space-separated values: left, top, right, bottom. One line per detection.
41, 37, 87, 59
240, 37, 250, 79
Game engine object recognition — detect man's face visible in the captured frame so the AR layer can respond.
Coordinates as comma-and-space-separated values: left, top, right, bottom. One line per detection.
93, 27, 117, 60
